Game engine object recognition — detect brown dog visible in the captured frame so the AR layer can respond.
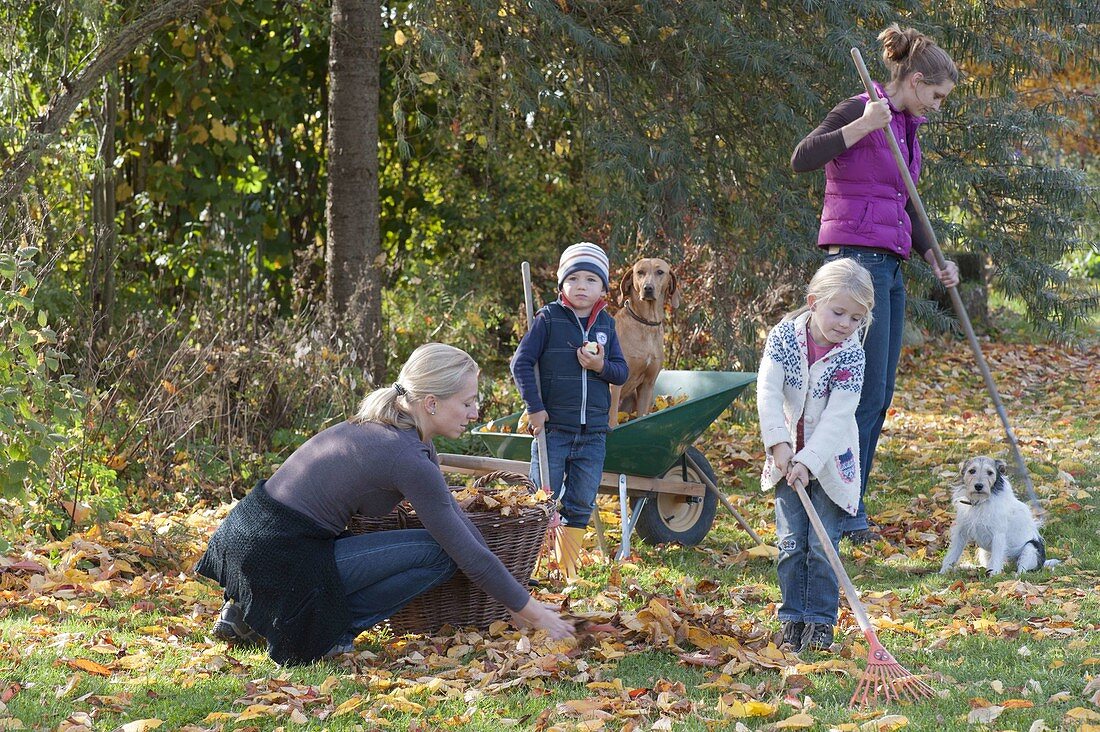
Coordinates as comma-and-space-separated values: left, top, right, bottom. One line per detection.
609, 258, 679, 428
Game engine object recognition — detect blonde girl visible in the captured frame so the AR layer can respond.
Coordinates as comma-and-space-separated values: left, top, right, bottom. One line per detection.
757, 258, 875, 653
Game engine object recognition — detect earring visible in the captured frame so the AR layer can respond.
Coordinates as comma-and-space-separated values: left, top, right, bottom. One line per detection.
429, 408, 436, 415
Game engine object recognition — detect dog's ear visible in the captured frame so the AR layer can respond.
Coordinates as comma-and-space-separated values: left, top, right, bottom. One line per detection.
958, 459, 969, 479
995, 459, 1008, 475
666, 270, 680, 309
618, 268, 634, 305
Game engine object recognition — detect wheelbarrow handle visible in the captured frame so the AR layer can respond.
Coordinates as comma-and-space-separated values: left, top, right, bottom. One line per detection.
521, 262, 552, 493
850, 48, 1040, 513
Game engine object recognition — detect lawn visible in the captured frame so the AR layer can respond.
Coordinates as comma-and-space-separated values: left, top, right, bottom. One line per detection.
1, 319, 1098, 731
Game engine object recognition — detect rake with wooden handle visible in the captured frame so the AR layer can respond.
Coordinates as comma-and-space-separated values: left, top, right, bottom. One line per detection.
849, 47, 1041, 515
521, 262, 582, 577
790, 480, 935, 707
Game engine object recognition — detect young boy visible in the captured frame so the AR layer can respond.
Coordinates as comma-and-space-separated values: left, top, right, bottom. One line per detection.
511, 242, 629, 578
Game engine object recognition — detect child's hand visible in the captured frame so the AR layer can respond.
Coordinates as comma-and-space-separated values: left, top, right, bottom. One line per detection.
770, 443, 794, 474
786, 462, 810, 491
576, 343, 604, 373
526, 410, 548, 436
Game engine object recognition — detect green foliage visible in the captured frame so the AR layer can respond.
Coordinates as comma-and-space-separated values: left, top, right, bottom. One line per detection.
0, 242, 83, 499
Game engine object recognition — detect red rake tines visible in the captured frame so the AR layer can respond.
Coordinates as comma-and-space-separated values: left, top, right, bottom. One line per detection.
849, 628, 936, 708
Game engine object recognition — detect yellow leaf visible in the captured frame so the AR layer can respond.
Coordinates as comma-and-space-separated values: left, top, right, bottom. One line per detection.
418, 71, 439, 85
746, 544, 779, 559
394, 29, 407, 45
860, 715, 909, 731
186, 125, 208, 143
776, 712, 815, 729
333, 696, 364, 716
718, 697, 775, 718
67, 658, 112, 677
115, 180, 133, 201
1066, 708, 1100, 722
115, 720, 163, 732
319, 675, 339, 695
219, 52, 235, 69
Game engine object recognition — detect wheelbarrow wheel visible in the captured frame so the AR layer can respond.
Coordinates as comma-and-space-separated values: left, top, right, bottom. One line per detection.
632, 447, 718, 546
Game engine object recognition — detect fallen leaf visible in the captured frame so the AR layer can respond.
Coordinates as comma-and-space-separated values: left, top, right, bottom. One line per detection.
775, 712, 815, 728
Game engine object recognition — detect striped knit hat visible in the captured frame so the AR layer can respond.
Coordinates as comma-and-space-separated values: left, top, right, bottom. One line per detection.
556, 242, 610, 290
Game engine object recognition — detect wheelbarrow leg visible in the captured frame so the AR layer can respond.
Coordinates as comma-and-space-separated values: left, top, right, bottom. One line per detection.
591, 508, 610, 558
617, 474, 648, 561
685, 453, 764, 547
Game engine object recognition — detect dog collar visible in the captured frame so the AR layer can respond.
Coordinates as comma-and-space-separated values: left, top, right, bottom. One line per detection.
624, 302, 662, 326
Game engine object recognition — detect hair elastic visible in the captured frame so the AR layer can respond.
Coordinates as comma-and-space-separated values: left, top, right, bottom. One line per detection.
392, 382, 407, 396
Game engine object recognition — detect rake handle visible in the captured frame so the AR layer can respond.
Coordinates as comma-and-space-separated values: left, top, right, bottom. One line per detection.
521, 262, 552, 492
850, 48, 1038, 512
790, 481, 874, 634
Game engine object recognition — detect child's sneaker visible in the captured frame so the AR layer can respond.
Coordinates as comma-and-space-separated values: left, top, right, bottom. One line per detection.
779, 620, 805, 651
800, 622, 834, 651
212, 601, 264, 646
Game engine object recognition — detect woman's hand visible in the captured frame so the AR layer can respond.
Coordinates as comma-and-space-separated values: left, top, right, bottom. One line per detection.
770, 443, 794, 475
786, 462, 810, 491
511, 598, 575, 640
925, 250, 961, 288
842, 99, 892, 148
526, 410, 548, 436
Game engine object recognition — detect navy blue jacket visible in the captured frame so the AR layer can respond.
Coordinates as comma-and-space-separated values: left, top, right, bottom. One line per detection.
511, 300, 629, 433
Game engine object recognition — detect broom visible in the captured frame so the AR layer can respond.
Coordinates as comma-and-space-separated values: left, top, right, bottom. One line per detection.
849, 48, 1041, 516
521, 262, 582, 578
790, 479, 935, 707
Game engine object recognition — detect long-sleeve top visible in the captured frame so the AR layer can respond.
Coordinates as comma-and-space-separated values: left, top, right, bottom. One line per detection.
265, 420, 532, 612
790, 98, 932, 259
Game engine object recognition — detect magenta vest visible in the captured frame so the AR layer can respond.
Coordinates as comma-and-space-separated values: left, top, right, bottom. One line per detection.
817, 82, 926, 259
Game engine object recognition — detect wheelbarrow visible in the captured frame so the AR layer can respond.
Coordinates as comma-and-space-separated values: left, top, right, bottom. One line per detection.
439, 370, 762, 559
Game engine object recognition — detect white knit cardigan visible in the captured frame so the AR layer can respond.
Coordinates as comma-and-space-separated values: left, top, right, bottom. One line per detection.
756, 309, 866, 515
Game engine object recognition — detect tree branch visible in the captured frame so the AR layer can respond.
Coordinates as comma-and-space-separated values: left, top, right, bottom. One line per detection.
0, 0, 219, 203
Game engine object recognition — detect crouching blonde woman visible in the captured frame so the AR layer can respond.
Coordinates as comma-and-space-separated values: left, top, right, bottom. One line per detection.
196, 343, 574, 665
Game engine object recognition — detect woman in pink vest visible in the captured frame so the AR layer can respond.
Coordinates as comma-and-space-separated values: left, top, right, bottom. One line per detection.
791, 24, 961, 544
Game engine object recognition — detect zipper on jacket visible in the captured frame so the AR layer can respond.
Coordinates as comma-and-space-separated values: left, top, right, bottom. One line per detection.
572, 311, 590, 425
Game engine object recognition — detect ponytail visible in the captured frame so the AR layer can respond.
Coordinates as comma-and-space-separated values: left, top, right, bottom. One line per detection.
879, 23, 958, 86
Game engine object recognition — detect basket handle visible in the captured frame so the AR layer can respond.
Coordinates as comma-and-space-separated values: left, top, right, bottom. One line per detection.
471, 470, 538, 494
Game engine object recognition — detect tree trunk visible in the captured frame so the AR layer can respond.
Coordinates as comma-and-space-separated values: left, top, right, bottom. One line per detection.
89, 73, 118, 373
0, 0, 217, 203
325, 0, 384, 382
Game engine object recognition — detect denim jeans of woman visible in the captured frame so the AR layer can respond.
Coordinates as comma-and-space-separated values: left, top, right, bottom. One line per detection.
530, 426, 606, 527
332, 528, 456, 643
774, 479, 847, 625
825, 247, 906, 533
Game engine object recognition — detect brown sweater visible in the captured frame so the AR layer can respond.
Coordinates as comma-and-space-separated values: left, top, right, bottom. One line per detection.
265, 420, 531, 612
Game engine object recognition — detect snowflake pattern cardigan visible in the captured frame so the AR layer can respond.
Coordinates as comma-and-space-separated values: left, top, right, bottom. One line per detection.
756, 309, 866, 515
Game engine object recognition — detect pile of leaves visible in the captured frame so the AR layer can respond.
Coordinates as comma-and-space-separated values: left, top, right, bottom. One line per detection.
451, 477, 552, 515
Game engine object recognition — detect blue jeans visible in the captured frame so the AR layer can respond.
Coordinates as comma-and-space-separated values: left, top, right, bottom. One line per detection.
530, 427, 606, 527
332, 529, 456, 641
825, 247, 906, 532
775, 479, 846, 624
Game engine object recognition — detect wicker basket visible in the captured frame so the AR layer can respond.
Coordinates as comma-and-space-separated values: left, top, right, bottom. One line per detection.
347, 471, 551, 634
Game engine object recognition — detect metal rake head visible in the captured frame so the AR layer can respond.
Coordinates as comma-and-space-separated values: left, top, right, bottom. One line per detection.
849, 631, 936, 708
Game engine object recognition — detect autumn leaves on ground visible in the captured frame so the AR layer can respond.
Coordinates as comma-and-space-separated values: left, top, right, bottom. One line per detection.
2, 329, 1097, 732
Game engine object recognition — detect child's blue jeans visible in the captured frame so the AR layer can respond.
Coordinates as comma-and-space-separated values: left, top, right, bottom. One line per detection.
530, 427, 606, 527
774, 478, 846, 625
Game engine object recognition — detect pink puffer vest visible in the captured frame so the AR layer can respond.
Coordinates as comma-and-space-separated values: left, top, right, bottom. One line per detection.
817, 82, 926, 259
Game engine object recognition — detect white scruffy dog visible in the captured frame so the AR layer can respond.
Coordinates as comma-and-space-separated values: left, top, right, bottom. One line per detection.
940, 456, 1049, 576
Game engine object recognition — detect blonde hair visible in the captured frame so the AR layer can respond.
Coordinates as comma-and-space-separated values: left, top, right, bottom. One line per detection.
787, 258, 876, 336
354, 343, 478, 431
879, 23, 958, 86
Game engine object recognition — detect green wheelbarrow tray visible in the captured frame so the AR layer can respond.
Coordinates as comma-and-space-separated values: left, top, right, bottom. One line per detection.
475, 370, 756, 478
